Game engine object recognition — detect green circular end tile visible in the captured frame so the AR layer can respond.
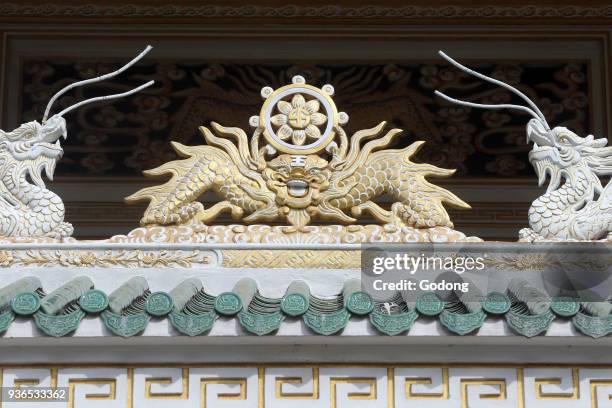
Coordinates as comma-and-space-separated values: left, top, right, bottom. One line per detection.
145, 292, 174, 316
346, 291, 374, 315
281, 293, 309, 317
11, 292, 40, 316
483, 292, 511, 315
416, 292, 443, 316
214, 292, 242, 316
551, 296, 579, 317
79, 290, 109, 313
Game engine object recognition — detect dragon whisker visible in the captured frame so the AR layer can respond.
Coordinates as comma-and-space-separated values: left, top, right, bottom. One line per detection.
434, 90, 544, 123
43, 45, 153, 122
55, 81, 154, 118
436, 50, 550, 129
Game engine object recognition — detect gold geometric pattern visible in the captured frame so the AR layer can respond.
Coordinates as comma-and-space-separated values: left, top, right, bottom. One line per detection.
404, 368, 449, 399
460, 378, 506, 408
330, 377, 377, 407
534, 368, 579, 399
144, 368, 189, 399
200, 378, 247, 407
67, 379, 117, 408
274, 367, 319, 399
590, 379, 612, 408
2, 364, 612, 407
222, 250, 360, 269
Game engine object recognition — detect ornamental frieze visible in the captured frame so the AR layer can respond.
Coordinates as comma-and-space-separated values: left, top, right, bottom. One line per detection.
2, 3, 612, 19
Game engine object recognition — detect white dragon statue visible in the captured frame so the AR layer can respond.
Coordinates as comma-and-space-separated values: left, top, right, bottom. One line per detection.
435, 51, 611, 242
0, 46, 154, 239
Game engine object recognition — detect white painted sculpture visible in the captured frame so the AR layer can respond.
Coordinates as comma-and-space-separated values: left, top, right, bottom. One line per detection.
435, 51, 612, 242
0, 46, 154, 239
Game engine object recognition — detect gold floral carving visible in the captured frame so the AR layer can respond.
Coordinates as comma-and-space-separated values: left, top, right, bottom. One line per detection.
0, 249, 211, 268
0, 247, 355, 269
110, 224, 480, 244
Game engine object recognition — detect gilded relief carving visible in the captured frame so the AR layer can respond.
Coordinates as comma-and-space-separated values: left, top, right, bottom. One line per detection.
125, 76, 477, 242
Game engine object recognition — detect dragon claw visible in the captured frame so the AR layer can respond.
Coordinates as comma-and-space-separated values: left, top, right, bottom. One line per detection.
44, 222, 73, 239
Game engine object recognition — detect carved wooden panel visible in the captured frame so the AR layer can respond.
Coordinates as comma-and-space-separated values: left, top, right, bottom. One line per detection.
20, 59, 590, 178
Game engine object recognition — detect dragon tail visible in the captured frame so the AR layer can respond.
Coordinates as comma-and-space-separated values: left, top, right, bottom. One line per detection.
125, 142, 217, 225
402, 142, 470, 210
418, 165, 471, 210
393, 143, 471, 228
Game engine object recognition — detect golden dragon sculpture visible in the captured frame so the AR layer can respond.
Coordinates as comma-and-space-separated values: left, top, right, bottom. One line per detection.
125, 76, 476, 242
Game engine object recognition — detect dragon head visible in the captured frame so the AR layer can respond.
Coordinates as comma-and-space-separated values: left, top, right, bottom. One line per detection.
527, 119, 612, 192
0, 46, 155, 190
435, 50, 612, 194
0, 116, 67, 186
263, 154, 331, 209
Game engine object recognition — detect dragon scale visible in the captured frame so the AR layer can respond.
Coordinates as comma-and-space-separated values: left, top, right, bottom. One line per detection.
127, 142, 267, 226
0, 158, 69, 238
528, 161, 611, 240
327, 145, 469, 228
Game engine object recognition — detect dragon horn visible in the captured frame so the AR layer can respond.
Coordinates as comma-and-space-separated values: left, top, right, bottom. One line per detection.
434, 50, 551, 131
42, 45, 154, 122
